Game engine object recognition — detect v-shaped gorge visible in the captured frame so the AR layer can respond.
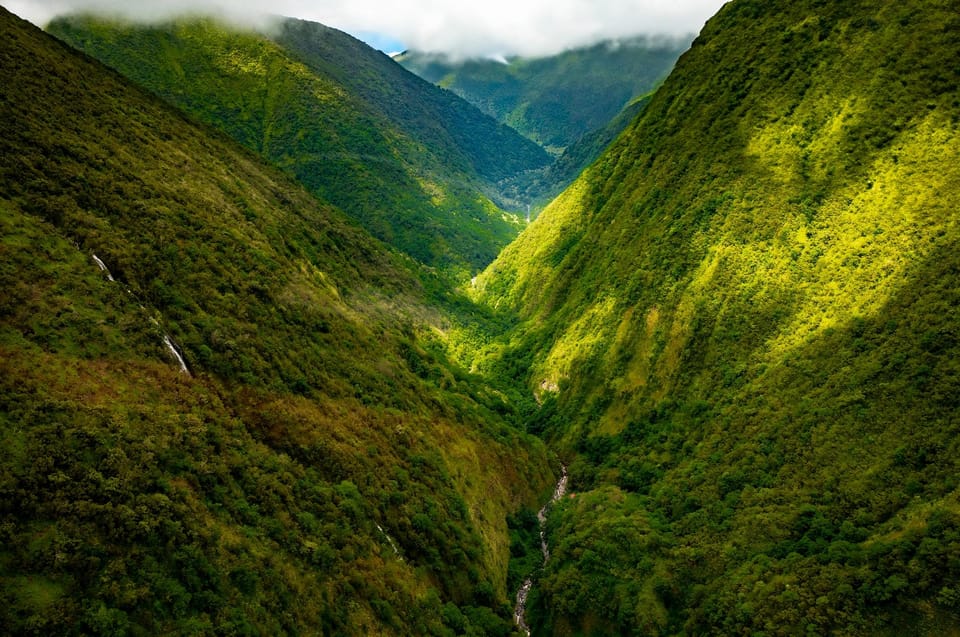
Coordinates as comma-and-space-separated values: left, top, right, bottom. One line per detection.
6, 0, 960, 635
48, 14, 552, 281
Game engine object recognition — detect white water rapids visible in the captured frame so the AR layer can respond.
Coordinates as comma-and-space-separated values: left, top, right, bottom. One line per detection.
514, 465, 568, 635
163, 334, 190, 375
376, 523, 403, 560
92, 254, 114, 281
91, 251, 189, 375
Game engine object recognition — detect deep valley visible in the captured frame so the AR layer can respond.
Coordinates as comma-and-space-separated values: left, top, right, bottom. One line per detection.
2, 0, 960, 635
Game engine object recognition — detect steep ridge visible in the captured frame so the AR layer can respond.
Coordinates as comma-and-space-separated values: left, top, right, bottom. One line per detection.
0, 8, 553, 635
272, 18, 551, 187
474, 0, 960, 633
48, 14, 551, 279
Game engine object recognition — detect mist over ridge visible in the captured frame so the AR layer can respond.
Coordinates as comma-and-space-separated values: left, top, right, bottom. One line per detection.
9, 0, 727, 58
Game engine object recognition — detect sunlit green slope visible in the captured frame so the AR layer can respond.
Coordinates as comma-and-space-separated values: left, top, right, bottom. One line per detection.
48, 15, 551, 279
272, 18, 551, 187
474, 0, 960, 633
0, 8, 553, 635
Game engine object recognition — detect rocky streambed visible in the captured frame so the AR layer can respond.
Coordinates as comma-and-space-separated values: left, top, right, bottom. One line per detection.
514, 465, 568, 635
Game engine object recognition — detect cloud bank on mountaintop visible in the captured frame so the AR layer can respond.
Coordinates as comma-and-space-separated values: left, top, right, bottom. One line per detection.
9, 0, 725, 57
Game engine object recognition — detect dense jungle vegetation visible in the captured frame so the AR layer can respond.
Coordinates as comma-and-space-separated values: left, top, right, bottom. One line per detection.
48, 14, 551, 281
471, 0, 960, 633
0, 8, 554, 635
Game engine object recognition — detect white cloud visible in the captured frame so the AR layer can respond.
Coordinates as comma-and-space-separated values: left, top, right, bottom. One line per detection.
7, 0, 729, 57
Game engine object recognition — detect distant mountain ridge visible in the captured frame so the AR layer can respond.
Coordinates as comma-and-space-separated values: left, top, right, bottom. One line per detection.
48, 14, 551, 278
397, 36, 687, 214
396, 36, 689, 154
273, 18, 551, 185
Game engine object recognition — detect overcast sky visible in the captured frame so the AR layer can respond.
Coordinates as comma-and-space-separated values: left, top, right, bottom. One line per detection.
8, 0, 728, 58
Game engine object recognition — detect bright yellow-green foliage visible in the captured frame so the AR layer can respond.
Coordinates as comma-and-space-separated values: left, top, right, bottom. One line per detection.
474, 0, 960, 633
47, 15, 550, 279
0, 8, 554, 634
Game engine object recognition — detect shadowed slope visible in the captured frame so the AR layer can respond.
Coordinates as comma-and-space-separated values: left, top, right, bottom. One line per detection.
398, 38, 686, 212
0, 8, 552, 635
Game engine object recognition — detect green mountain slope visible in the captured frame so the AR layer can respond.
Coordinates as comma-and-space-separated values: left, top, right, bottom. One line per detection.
0, 7, 553, 635
47, 15, 551, 279
396, 37, 688, 154
272, 18, 550, 187
473, 0, 960, 633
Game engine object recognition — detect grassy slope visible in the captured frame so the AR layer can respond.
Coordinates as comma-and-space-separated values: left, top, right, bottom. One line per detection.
47, 15, 550, 280
0, 8, 553, 635
473, 0, 960, 633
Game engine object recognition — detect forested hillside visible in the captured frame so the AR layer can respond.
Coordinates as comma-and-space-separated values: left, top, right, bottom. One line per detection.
48, 15, 551, 279
0, 8, 554, 635
473, 0, 960, 633
10, 0, 960, 634
272, 18, 551, 187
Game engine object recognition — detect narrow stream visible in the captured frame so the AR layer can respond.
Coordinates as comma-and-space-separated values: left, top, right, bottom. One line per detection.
92, 254, 114, 281
376, 523, 403, 560
514, 464, 568, 635
163, 334, 190, 375
91, 251, 191, 375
